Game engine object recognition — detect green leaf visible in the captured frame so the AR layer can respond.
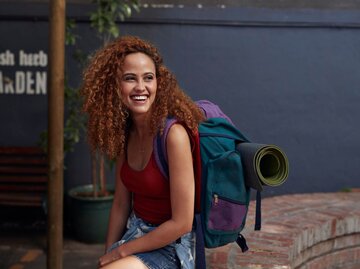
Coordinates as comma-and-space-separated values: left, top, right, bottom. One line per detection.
121, 4, 132, 17
118, 13, 125, 21
109, 25, 119, 38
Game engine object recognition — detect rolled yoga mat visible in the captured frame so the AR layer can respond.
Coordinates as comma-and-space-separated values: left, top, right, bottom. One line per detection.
236, 143, 289, 191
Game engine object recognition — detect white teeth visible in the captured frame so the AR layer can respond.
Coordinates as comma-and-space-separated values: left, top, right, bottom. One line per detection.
132, 95, 147, 101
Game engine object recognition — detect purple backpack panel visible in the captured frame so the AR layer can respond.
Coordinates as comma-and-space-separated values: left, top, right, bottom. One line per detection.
195, 100, 235, 126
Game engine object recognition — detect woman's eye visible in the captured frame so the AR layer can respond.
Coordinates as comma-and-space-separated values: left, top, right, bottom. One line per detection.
124, 76, 135, 81
144, 75, 154, 81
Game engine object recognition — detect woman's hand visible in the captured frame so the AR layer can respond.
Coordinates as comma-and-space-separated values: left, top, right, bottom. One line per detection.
98, 246, 125, 268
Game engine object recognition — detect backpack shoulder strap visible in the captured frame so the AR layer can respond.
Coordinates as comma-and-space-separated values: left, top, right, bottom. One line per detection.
153, 118, 177, 180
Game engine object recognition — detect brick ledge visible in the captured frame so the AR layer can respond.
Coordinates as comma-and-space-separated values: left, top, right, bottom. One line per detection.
206, 192, 360, 269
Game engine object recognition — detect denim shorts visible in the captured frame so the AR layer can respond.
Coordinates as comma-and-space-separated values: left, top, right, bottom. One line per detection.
107, 213, 195, 269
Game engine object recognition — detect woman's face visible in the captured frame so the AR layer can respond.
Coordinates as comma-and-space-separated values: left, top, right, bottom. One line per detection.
120, 52, 157, 117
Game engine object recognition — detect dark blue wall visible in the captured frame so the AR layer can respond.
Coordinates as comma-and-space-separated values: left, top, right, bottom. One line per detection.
1, 3, 359, 196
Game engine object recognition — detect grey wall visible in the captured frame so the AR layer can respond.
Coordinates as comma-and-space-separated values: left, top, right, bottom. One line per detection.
0, 2, 359, 196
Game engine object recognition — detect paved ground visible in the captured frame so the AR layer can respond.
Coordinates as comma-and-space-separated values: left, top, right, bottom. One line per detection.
0, 232, 104, 269
0, 206, 103, 269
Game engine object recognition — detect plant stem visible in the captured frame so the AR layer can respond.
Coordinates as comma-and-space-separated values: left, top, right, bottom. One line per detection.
100, 154, 106, 195
92, 152, 98, 198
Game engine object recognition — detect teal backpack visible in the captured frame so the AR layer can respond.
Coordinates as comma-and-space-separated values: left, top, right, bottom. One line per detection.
154, 100, 268, 268
197, 117, 251, 249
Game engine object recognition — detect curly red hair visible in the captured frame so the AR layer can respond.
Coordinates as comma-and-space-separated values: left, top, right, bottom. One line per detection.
81, 36, 205, 159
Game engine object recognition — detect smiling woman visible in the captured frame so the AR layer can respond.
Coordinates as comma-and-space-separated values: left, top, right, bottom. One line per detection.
80, 36, 205, 269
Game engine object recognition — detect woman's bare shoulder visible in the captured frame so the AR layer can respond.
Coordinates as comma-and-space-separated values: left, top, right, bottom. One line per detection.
166, 123, 191, 152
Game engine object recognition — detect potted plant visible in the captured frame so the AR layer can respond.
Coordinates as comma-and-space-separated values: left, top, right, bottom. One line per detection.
41, 0, 140, 243
67, 150, 115, 243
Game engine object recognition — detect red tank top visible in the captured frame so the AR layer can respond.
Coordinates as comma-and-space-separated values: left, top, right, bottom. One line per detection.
121, 152, 171, 225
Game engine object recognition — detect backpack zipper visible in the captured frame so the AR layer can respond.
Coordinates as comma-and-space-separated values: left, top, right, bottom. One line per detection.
213, 193, 245, 206
214, 194, 219, 205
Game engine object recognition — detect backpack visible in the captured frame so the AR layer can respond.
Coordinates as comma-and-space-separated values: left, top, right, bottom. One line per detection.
153, 100, 271, 268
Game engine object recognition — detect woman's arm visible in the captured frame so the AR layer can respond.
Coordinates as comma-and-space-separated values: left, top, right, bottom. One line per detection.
104, 155, 132, 251
101, 123, 195, 262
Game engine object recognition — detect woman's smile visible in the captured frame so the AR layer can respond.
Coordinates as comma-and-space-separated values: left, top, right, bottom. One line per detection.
130, 94, 149, 103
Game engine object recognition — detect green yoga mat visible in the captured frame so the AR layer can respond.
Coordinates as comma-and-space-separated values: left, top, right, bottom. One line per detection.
236, 143, 289, 191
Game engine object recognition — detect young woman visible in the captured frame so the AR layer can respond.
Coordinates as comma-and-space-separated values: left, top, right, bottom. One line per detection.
81, 36, 205, 269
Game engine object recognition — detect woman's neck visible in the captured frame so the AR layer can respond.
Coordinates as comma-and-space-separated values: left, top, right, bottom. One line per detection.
127, 113, 154, 168
130, 113, 151, 139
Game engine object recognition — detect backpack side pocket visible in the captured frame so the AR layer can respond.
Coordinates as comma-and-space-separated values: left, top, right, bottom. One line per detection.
208, 194, 247, 231
203, 151, 250, 247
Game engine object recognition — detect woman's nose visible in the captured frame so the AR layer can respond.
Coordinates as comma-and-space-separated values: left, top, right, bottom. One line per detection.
135, 79, 145, 91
